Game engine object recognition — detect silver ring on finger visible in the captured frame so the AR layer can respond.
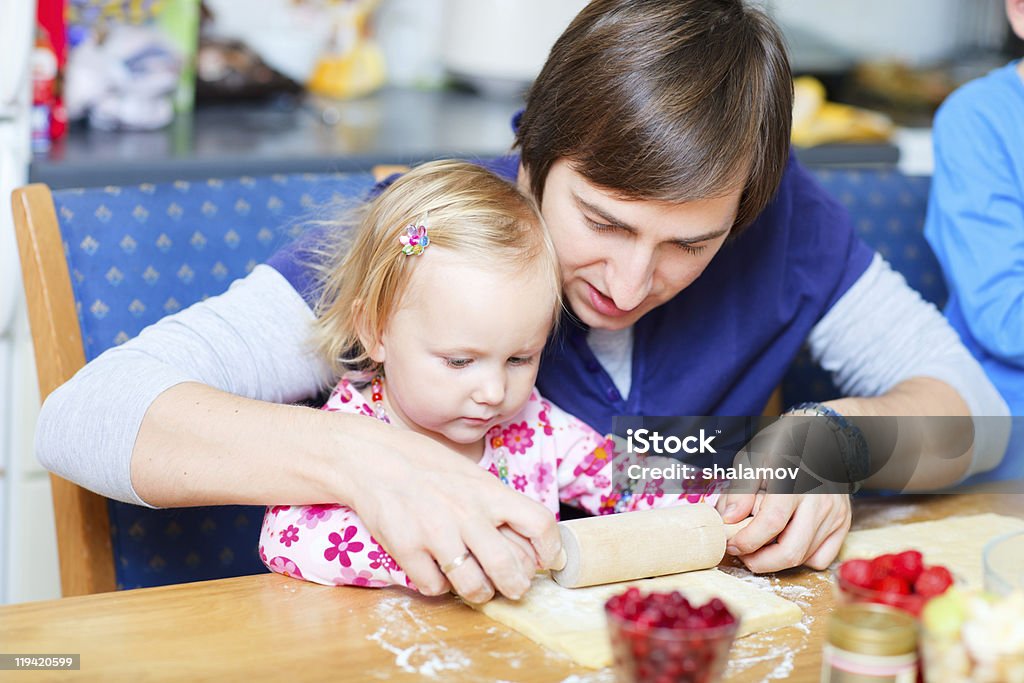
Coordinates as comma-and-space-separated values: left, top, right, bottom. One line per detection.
440, 550, 473, 575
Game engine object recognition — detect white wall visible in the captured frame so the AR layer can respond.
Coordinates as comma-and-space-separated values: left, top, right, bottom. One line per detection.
0, 290, 60, 605
0, 0, 61, 605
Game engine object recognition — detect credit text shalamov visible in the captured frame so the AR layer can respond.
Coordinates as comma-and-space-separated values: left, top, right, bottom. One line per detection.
624, 429, 800, 482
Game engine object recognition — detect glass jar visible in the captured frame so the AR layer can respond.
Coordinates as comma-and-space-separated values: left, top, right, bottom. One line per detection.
822, 603, 919, 683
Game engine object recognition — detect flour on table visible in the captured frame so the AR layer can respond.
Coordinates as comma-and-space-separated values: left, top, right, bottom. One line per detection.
364, 593, 472, 678
719, 564, 826, 680
559, 672, 616, 683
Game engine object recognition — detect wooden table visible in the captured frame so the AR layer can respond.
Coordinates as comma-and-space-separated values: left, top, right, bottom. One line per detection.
2, 494, 1021, 682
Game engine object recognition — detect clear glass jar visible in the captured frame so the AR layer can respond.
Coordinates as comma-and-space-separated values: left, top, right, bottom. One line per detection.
822, 603, 918, 683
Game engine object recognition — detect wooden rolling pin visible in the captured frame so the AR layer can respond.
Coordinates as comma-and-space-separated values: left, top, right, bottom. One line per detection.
550, 504, 751, 588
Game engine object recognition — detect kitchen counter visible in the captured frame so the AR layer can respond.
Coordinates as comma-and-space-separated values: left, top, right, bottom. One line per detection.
30, 88, 523, 189
30, 87, 901, 190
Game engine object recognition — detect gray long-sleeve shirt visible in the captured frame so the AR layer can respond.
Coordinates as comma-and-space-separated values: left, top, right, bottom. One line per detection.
36, 255, 1009, 506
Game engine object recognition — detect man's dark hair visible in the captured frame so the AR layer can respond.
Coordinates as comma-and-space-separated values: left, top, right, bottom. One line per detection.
516, 0, 793, 232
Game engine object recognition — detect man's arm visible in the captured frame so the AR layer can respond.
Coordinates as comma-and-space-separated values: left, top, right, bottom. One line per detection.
718, 255, 1009, 572
36, 264, 558, 599
806, 254, 1010, 487
36, 265, 329, 505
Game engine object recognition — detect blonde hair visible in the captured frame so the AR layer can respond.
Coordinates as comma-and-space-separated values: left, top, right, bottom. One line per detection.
308, 160, 561, 381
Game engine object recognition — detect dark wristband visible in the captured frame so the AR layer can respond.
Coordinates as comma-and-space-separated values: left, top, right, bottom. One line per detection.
785, 401, 871, 486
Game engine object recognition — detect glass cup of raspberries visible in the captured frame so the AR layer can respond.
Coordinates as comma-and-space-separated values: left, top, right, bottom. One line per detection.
835, 550, 955, 617
604, 588, 739, 683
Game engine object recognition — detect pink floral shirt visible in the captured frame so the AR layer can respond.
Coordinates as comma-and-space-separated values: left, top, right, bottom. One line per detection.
260, 379, 719, 590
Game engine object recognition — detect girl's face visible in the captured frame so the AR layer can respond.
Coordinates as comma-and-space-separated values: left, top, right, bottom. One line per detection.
367, 247, 556, 453
526, 160, 742, 331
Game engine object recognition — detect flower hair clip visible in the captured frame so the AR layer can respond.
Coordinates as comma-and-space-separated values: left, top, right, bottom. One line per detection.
399, 223, 429, 256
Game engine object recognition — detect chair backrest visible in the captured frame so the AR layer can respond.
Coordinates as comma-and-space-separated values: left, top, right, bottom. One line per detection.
13, 172, 375, 595
15, 164, 941, 593
782, 167, 943, 406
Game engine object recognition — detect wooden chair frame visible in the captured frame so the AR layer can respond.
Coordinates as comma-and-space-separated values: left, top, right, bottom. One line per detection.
12, 184, 117, 596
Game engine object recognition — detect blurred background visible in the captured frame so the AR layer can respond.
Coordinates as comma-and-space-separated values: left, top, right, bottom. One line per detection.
0, 0, 1019, 604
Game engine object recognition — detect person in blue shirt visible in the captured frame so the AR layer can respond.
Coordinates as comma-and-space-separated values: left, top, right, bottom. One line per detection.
38, 0, 1007, 604
924, 0, 1024, 485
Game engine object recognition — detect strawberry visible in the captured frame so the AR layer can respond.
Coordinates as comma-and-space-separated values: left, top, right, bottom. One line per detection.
891, 550, 924, 583
914, 565, 954, 597
876, 575, 911, 595
902, 594, 927, 616
839, 558, 873, 588
869, 553, 898, 582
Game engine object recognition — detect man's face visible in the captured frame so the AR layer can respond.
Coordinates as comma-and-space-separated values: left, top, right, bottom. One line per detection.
522, 160, 742, 330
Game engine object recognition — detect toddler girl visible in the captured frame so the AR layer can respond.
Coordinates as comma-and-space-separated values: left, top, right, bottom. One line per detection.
260, 160, 718, 597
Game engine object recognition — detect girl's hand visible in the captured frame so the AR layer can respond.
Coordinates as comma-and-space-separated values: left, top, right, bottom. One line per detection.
343, 429, 561, 603
716, 491, 851, 572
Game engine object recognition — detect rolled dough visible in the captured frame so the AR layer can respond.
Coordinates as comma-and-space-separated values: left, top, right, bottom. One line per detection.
478, 569, 802, 669
477, 514, 1024, 669
839, 513, 1024, 589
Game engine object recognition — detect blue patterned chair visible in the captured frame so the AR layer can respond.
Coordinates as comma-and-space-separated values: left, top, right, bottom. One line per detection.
781, 168, 945, 406
13, 164, 940, 595
13, 172, 376, 594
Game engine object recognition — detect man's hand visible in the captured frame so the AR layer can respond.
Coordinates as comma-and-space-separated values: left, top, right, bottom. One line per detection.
716, 491, 850, 572
712, 414, 853, 572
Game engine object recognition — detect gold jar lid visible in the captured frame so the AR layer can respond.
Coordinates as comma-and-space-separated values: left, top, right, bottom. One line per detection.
828, 603, 918, 656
